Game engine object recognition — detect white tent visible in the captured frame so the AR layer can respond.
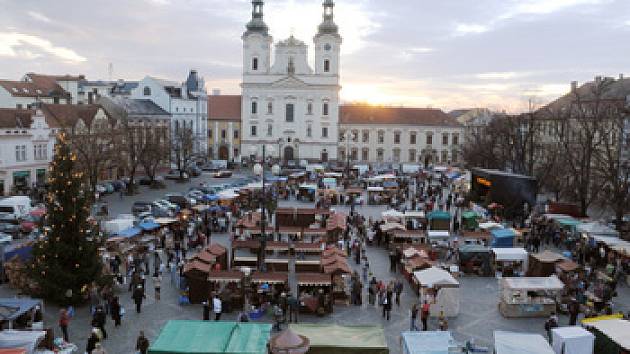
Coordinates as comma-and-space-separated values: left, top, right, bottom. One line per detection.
551, 326, 594, 354
479, 222, 503, 230
576, 222, 619, 237
401, 331, 454, 354
428, 230, 450, 240
404, 211, 426, 219
382, 209, 404, 220
413, 267, 460, 317
492, 247, 529, 271
588, 319, 630, 352
0, 330, 46, 354
380, 222, 406, 232
502, 276, 565, 291
494, 331, 554, 354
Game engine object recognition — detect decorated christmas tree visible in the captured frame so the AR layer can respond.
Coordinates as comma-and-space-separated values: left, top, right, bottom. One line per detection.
30, 132, 103, 305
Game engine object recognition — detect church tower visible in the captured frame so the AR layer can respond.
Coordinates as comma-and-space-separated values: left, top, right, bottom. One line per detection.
314, 0, 342, 76
242, 0, 272, 74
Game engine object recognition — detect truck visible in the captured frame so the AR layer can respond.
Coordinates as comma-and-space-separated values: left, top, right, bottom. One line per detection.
0, 196, 32, 221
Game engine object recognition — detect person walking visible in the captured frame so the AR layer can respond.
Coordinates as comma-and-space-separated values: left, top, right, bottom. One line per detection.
368, 279, 376, 306
136, 331, 150, 354
110, 296, 122, 327
86, 329, 100, 354
212, 294, 222, 321
421, 300, 430, 331
569, 299, 580, 325
438, 310, 448, 331
410, 303, 419, 331
132, 285, 145, 313
394, 280, 403, 307
382, 290, 392, 321
153, 273, 161, 301
92, 306, 107, 339
203, 301, 210, 321
58, 308, 70, 342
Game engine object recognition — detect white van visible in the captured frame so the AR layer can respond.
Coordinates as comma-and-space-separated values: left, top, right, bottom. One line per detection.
0, 196, 33, 221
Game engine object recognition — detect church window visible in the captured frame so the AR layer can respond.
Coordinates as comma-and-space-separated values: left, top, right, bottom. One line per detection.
251, 125, 257, 137
251, 101, 257, 115
267, 102, 273, 114
252, 57, 258, 71
307, 102, 313, 115
307, 124, 312, 138
285, 103, 294, 122
324, 59, 330, 73
321, 127, 328, 138
267, 123, 273, 136
143, 86, 151, 96
323, 102, 329, 116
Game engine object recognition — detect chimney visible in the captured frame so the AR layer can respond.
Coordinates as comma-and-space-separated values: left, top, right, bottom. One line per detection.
212, 89, 221, 96
620, 73, 624, 81
571, 81, 578, 92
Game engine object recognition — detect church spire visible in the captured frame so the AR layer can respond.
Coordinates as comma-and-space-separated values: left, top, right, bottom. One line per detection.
245, 0, 269, 36
317, 0, 339, 36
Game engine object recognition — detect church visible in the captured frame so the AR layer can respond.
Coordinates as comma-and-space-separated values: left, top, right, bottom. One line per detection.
240, 0, 341, 164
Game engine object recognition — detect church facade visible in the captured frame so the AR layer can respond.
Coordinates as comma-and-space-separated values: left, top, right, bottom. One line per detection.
240, 0, 341, 164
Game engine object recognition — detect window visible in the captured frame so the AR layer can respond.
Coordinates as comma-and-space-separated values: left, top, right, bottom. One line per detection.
441, 150, 449, 163
350, 148, 358, 161
452, 150, 458, 163
233, 130, 239, 139
410, 132, 416, 145
376, 148, 384, 162
234, 148, 239, 157
442, 133, 449, 145
143, 86, 151, 96
175, 120, 180, 133
221, 129, 226, 139
208, 128, 212, 138
285, 103, 294, 122
351, 130, 358, 142
452, 133, 459, 145
362, 148, 369, 161
307, 102, 313, 115
324, 59, 330, 73
307, 124, 312, 138
34, 144, 48, 160
377, 130, 384, 144
15, 145, 26, 161
267, 102, 273, 114
394, 132, 401, 144
251, 125, 257, 137
409, 149, 416, 162
251, 101, 258, 115
362, 130, 369, 143
252, 57, 258, 71
323, 102, 329, 116
321, 127, 328, 138
393, 148, 400, 162
426, 132, 433, 145
16, 104, 22, 109
339, 130, 346, 142
267, 123, 273, 136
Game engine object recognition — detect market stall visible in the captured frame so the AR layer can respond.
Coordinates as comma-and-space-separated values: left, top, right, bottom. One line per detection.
296, 273, 333, 314
0, 330, 46, 354
499, 276, 564, 318
250, 272, 288, 303
461, 211, 480, 231
427, 231, 450, 243
381, 209, 404, 222
551, 326, 594, 354
413, 267, 460, 317
490, 228, 516, 248
206, 244, 228, 270
491, 247, 528, 277
207, 271, 244, 312
584, 319, 630, 354
0, 298, 44, 332
403, 211, 426, 230
459, 231, 491, 245
458, 244, 492, 276
148, 320, 271, 354
528, 250, 566, 277
494, 331, 554, 354
298, 184, 317, 202
183, 260, 212, 304
427, 211, 451, 231
400, 331, 456, 354
391, 230, 426, 246
289, 324, 388, 354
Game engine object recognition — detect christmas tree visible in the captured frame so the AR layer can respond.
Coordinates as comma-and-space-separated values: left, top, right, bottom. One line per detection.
30, 132, 104, 305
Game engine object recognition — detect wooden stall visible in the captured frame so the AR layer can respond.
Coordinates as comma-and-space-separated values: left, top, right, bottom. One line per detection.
207, 270, 244, 312
297, 273, 333, 315
183, 260, 212, 304
528, 250, 566, 277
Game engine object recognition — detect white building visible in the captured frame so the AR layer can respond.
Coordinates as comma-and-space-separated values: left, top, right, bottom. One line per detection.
0, 74, 77, 109
0, 108, 53, 195
241, 0, 341, 164
339, 105, 464, 167
131, 70, 208, 154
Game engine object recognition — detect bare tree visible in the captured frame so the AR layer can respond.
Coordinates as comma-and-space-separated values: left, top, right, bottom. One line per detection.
171, 126, 195, 180
139, 129, 169, 187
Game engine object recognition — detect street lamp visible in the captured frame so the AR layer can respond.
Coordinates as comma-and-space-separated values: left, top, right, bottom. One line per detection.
345, 131, 352, 177
250, 144, 275, 271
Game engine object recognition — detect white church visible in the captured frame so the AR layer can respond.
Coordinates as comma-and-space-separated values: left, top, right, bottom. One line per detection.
240, 0, 341, 164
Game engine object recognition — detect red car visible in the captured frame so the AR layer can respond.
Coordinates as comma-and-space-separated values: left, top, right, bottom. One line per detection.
19, 208, 46, 234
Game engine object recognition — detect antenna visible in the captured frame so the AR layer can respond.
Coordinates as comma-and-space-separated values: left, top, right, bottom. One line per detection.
108, 63, 113, 81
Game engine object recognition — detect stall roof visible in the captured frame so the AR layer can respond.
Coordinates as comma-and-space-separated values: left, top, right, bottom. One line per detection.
149, 320, 272, 354
206, 244, 227, 256
461, 211, 479, 219
192, 251, 216, 264
266, 241, 290, 251
479, 222, 504, 230
322, 247, 346, 258
491, 248, 528, 261
321, 254, 347, 266
232, 240, 260, 250
296, 273, 332, 286
380, 222, 406, 232
382, 209, 404, 219
184, 260, 212, 274
459, 244, 490, 253
367, 186, 384, 192
413, 267, 459, 288
138, 221, 160, 231
155, 217, 177, 225
0, 298, 41, 321
403, 211, 426, 219
591, 235, 628, 247
275, 208, 330, 216
293, 242, 323, 252
551, 326, 594, 354
557, 218, 581, 227
490, 228, 516, 238
557, 259, 579, 272
323, 261, 351, 274
0, 330, 46, 353
113, 226, 141, 238
502, 276, 564, 291
207, 271, 243, 283
428, 230, 450, 239
392, 230, 425, 238
531, 250, 565, 263
588, 319, 630, 350
250, 272, 288, 284
289, 324, 388, 354
401, 331, 453, 354
428, 210, 451, 221
494, 331, 554, 354
577, 222, 619, 236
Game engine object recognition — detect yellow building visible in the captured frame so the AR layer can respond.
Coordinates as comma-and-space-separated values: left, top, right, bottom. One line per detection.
208, 95, 241, 161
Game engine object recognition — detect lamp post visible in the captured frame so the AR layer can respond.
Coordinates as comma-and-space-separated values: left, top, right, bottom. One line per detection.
345, 131, 352, 177
251, 144, 274, 271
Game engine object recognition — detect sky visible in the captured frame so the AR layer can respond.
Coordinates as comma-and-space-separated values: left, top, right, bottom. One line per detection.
1, 0, 629, 113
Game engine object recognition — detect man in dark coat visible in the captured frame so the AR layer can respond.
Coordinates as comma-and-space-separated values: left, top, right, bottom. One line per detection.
132, 285, 145, 313
92, 306, 107, 339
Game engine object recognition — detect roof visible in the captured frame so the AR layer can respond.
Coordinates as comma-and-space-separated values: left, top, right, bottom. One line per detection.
494, 331, 554, 354
207, 271, 243, 282
26, 73, 83, 82
413, 267, 459, 288
502, 276, 564, 290
0, 80, 68, 98
183, 260, 212, 274
40, 103, 109, 129
208, 95, 241, 121
250, 272, 288, 284
401, 331, 453, 354
588, 319, 630, 350
192, 251, 216, 264
340, 104, 462, 127
0, 298, 41, 321
206, 244, 227, 256
289, 324, 387, 353
108, 97, 170, 116
296, 273, 332, 286
544, 77, 630, 111
0, 109, 35, 129
531, 250, 565, 263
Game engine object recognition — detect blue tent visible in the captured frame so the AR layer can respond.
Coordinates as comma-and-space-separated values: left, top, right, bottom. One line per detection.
138, 221, 160, 231
208, 205, 223, 212
3, 245, 33, 262
428, 210, 451, 221
490, 228, 516, 248
116, 227, 142, 239
383, 181, 399, 188
204, 194, 219, 202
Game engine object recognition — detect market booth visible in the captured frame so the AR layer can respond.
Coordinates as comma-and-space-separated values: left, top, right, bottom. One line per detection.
461, 211, 480, 230
413, 267, 460, 317
0, 331, 47, 354
400, 331, 456, 354
289, 324, 388, 354
296, 273, 333, 314
183, 260, 212, 304
528, 250, 566, 277
490, 228, 516, 248
499, 276, 564, 318
149, 320, 272, 354
428, 211, 451, 231
494, 331, 554, 354
491, 248, 528, 277
551, 326, 594, 354
584, 319, 630, 354
458, 244, 492, 276
207, 271, 244, 312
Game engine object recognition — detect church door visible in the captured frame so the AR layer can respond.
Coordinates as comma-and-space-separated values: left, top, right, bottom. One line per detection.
284, 146, 294, 162
218, 146, 229, 160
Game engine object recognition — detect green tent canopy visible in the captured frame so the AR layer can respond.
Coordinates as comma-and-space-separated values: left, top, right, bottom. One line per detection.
557, 218, 581, 228
428, 211, 451, 221
462, 211, 479, 219
149, 321, 272, 354
290, 324, 389, 354
461, 211, 480, 229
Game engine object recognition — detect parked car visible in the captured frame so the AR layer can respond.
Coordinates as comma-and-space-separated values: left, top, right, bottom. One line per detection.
0, 222, 20, 237
213, 170, 233, 178
155, 199, 179, 212
19, 209, 45, 234
165, 194, 190, 209
187, 166, 202, 177
150, 203, 173, 217
165, 170, 189, 180
138, 177, 152, 186
131, 201, 152, 216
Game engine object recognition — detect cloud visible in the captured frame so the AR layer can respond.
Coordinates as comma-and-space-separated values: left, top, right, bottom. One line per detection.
499, 0, 609, 19
0, 31, 87, 63
27, 11, 52, 23
454, 23, 490, 35
475, 72, 533, 80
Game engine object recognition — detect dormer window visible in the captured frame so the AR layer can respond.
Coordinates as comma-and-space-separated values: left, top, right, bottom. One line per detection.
324, 59, 330, 73
252, 57, 259, 71
143, 86, 151, 96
